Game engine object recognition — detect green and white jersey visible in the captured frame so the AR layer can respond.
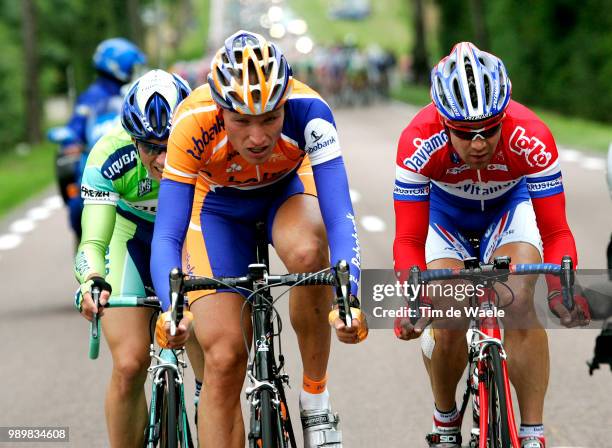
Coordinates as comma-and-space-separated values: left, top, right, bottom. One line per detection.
75, 121, 159, 285
81, 121, 159, 222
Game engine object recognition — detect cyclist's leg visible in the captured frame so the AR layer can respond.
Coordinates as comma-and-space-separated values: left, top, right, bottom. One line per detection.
101, 214, 154, 447
184, 193, 256, 447
190, 293, 251, 448
481, 200, 548, 426
421, 212, 475, 445
423, 215, 475, 413
269, 162, 343, 446
269, 161, 332, 384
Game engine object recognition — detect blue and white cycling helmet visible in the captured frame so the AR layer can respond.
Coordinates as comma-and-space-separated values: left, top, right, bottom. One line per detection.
431, 42, 511, 125
121, 69, 191, 141
93, 38, 147, 83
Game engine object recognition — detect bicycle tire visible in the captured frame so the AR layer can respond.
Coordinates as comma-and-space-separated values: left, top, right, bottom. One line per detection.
486, 346, 511, 448
160, 370, 179, 448
260, 389, 277, 448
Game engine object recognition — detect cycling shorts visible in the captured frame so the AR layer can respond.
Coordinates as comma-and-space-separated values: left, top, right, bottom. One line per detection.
183, 162, 316, 304
425, 198, 543, 264
105, 210, 154, 297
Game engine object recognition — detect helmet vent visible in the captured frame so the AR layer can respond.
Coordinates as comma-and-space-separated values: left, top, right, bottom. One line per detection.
248, 59, 258, 85
452, 79, 464, 110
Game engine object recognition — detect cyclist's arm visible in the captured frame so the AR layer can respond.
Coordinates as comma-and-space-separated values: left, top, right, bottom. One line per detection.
311, 157, 360, 295
531, 192, 578, 265
150, 179, 194, 311
393, 199, 430, 273
393, 123, 432, 275
74, 203, 116, 283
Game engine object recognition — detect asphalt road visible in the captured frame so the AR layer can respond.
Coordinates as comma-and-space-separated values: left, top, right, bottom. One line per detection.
1, 102, 610, 447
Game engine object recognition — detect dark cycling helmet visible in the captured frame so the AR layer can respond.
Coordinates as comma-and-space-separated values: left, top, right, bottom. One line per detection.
121, 69, 191, 141
208, 30, 293, 115
430, 42, 511, 124
93, 38, 147, 83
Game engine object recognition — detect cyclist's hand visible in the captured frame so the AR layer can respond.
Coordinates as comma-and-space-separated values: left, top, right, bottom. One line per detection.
394, 315, 430, 340
155, 310, 194, 349
548, 291, 591, 328
328, 307, 368, 344
76, 277, 112, 321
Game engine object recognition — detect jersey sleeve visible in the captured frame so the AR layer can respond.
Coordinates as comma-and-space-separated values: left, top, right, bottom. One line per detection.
393, 124, 432, 274
311, 157, 360, 295
74, 203, 116, 283
80, 138, 123, 206
151, 179, 194, 311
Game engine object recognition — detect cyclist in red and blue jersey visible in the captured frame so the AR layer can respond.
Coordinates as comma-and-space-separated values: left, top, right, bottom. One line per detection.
151, 30, 367, 448
393, 42, 590, 448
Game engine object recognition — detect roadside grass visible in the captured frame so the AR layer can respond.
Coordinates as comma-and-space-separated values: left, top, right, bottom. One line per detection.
0, 143, 56, 218
392, 82, 612, 153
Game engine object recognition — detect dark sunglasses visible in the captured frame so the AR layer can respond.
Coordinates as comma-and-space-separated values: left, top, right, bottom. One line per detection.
449, 124, 501, 141
136, 139, 167, 156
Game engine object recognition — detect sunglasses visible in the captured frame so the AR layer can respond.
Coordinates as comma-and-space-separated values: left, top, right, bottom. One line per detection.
449, 124, 501, 141
136, 139, 167, 156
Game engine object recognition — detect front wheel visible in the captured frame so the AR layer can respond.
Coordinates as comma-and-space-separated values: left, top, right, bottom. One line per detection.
160, 370, 178, 448
485, 346, 512, 448
249, 389, 289, 448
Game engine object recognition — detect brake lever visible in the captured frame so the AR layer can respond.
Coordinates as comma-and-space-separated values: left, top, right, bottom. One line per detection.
169, 268, 184, 336
560, 256, 575, 312
335, 260, 352, 327
91, 286, 100, 339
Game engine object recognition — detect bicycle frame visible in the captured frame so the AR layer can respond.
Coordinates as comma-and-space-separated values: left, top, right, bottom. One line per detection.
87, 295, 194, 447
412, 255, 575, 448
467, 285, 521, 448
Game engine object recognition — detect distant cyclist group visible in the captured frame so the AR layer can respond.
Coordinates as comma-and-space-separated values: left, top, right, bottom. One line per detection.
62, 31, 590, 448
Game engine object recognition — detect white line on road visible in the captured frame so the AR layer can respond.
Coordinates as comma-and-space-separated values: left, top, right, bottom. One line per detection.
0, 195, 62, 252
0, 234, 23, 250
360, 215, 386, 232
582, 157, 606, 171
349, 189, 361, 204
10, 219, 36, 233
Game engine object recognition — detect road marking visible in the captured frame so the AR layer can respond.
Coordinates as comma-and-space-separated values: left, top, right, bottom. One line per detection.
0, 234, 23, 250
26, 207, 51, 221
0, 195, 62, 252
43, 195, 63, 210
349, 189, 361, 204
10, 219, 36, 233
360, 215, 386, 232
582, 157, 606, 171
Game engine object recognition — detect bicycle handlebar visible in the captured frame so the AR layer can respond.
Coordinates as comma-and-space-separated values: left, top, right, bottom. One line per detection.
407, 255, 576, 321
170, 260, 355, 326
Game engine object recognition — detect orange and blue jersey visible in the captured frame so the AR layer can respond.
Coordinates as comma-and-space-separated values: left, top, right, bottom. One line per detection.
151, 80, 360, 310
394, 100, 577, 274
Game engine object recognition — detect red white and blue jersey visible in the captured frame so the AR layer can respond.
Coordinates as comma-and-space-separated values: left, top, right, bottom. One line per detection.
395, 101, 562, 209
393, 100, 577, 274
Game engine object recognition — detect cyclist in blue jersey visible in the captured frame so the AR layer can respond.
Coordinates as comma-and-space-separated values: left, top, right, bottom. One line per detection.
57, 38, 146, 240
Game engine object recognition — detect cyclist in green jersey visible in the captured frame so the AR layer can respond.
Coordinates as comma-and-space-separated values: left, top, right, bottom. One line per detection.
73, 69, 200, 446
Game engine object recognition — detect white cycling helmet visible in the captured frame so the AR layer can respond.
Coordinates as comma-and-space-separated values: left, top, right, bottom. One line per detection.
208, 30, 293, 115
431, 42, 511, 125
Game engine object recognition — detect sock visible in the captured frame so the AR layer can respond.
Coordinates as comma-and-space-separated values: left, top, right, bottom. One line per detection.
519, 423, 544, 439
433, 404, 461, 428
194, 379, 202, 405
300, 374, 329, 411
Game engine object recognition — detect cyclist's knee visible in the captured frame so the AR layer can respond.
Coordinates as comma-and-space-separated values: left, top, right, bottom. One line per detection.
431, 329, 467, 353
204, 347, 247, 389
282, 238, 328, 272
112, 356, 149, 391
